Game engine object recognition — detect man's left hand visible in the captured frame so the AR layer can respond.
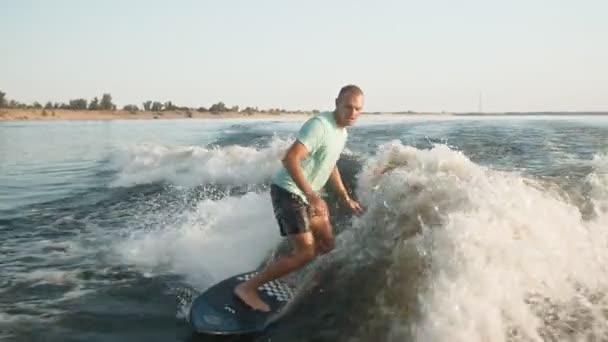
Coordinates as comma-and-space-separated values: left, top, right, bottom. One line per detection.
342, 196, 363, 216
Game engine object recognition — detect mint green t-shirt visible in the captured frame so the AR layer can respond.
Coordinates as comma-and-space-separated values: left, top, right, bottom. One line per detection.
271, 111, 348, 202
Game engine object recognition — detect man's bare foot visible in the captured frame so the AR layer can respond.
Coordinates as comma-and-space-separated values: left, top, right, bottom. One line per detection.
234, 282, 270, 312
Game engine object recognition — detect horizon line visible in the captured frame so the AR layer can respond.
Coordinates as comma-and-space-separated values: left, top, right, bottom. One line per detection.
1, 90, 606, 114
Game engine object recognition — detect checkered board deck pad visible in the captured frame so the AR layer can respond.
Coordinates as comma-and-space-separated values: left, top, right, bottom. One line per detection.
236, 272, 295, 302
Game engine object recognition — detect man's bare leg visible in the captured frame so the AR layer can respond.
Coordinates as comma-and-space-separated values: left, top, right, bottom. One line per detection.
310, 214, 335, 255
234, 232, 316, 312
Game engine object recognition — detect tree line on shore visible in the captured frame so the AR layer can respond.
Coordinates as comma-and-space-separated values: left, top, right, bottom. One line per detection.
0, 90, 318, 114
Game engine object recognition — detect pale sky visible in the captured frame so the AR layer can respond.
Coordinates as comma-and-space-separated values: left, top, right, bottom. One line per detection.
2, 0, 606, 113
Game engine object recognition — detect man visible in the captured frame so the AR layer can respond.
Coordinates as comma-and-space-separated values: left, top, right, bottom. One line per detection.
234, 84, 365, 312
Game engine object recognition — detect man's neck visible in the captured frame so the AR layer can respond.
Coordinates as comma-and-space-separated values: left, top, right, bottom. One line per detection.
332, 110, 346, 128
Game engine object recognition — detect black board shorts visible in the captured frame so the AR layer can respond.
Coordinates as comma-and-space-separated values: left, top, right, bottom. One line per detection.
270, 184, 311, 236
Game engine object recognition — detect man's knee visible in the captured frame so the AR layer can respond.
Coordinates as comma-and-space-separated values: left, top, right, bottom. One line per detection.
321, 215, 330, 227
310, 214, 330, 232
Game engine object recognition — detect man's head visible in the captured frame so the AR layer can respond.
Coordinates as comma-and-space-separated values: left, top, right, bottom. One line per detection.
334, 84, 364, 128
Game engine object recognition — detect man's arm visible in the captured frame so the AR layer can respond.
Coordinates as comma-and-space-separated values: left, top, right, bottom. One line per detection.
328, 165, 350, 202
329, 165, 363, 215
282, 141, 315, 198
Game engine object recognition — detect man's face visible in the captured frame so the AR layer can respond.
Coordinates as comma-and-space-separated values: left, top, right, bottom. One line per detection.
335, 92, 364, 127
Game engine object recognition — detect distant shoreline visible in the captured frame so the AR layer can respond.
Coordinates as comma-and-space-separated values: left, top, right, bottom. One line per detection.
0, 108, 315, 121
1, 108, 607, 122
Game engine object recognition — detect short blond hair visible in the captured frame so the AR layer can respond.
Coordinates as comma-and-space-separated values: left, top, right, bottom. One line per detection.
337, 84, 363, 99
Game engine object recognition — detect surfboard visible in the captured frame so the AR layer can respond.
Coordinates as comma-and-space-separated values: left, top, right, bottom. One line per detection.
189, 271, 296, 335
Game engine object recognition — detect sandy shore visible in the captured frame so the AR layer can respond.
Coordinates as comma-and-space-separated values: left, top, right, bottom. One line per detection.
0, 108, 463, 123
0, 108, 316, 122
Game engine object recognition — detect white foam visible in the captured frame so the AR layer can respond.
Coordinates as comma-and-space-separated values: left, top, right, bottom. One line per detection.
108, 138, 291, 188
351, 141, 608, 342
116, 191, 282, 288
587, 153, 608, 217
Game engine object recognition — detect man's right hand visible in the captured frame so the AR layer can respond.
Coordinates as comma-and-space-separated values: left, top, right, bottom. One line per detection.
306, 192, 327, 217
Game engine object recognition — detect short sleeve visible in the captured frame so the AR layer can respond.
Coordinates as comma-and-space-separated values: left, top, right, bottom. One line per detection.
296, 118, 325, 153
